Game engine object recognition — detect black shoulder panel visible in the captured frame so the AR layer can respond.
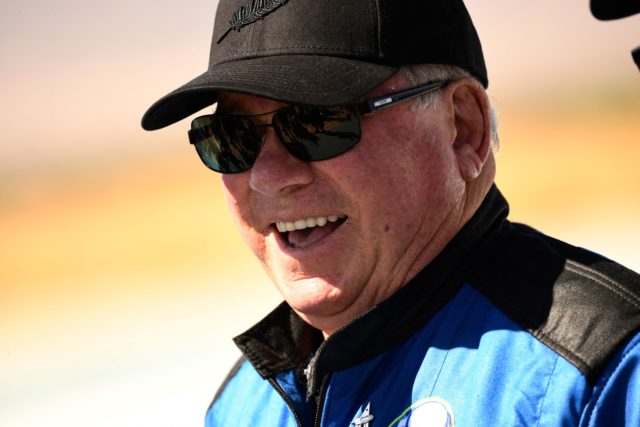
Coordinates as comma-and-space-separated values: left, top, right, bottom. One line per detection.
472, 222, 640, 384
207, 354, 248, 414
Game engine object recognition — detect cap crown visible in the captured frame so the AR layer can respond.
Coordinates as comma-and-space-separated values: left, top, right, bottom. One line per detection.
212, 0, 378, 65
210, 0, 487, 85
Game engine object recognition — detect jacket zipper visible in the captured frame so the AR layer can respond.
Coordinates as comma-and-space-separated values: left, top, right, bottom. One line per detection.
268, 377, 304, 427
312, 374, 331, 427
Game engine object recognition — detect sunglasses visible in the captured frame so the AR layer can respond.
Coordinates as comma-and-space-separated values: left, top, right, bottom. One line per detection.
188, 80, 450, 173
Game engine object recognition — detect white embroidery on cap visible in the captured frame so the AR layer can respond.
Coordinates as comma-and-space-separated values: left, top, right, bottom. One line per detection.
218, 0, 289, 43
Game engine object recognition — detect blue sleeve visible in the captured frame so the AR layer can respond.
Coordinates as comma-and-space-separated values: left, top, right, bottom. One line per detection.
580, 332, 640, 426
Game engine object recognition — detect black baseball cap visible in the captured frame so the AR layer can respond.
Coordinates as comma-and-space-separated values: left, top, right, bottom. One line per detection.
141, 0, 487, 131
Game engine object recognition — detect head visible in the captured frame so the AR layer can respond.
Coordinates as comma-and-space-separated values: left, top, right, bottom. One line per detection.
142, 0, 496, 336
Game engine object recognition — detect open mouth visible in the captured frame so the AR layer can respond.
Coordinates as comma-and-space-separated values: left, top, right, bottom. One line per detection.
275, 215, 347, 249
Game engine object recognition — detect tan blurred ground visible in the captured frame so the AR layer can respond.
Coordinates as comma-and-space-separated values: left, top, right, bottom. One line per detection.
3, 94, 639, 301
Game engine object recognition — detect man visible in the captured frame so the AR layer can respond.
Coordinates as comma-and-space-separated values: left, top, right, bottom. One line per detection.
142, 0, 640, 425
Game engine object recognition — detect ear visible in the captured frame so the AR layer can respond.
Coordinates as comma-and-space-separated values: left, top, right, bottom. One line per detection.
448, 79, 492, 182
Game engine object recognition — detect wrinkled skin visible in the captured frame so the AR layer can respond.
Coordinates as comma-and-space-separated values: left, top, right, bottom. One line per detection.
219, 74, 495, 336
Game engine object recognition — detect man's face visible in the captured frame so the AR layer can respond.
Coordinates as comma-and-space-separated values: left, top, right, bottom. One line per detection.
219, 74, 468, 334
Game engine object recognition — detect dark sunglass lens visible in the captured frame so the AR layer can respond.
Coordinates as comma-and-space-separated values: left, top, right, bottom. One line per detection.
274, 106, 361, 161
189, 116, 260, 173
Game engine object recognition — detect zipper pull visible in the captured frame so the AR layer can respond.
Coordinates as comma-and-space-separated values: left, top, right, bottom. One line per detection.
303, 363, 311, 383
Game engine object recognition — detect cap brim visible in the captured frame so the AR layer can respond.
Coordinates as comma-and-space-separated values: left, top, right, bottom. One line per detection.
141, 55, 398, 130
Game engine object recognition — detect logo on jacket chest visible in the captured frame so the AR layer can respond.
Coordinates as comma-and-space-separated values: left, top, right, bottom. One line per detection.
393, 397, 455, 427
353, 402, 374, 426
351, 397, 452, 427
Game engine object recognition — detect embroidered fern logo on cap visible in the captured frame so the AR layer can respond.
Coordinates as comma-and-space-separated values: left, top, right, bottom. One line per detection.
217, 0, 289, 43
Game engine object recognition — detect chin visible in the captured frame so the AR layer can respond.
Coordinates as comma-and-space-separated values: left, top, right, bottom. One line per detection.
278, 276, 351, 317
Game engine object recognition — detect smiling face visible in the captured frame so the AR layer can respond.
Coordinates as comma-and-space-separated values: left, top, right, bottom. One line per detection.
219, 74, 493, 335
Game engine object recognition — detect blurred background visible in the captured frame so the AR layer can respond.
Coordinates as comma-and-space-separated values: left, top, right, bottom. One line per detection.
1, 0, 638, 426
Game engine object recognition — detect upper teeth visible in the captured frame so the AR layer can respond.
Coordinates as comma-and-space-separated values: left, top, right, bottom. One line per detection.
276, 215, 346, 233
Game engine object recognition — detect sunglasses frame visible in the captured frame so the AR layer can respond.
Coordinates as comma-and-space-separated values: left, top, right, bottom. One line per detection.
354, 79, 451, 115
189, 79, 451, 173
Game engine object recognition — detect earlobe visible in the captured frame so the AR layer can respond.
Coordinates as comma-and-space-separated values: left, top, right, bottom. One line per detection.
449, 80, 492, 182
455, 143, 483, 180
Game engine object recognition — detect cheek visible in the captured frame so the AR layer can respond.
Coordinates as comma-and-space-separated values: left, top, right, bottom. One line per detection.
221, 175, 245, 222
357, 118, 452, 190
353, 125, 461, 236
359, 113, 446, 174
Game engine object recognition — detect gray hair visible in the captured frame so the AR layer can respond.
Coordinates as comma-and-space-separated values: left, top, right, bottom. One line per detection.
399, 64, 499, 148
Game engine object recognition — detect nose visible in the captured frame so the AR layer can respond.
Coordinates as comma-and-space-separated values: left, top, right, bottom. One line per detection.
249, 129, 315, 196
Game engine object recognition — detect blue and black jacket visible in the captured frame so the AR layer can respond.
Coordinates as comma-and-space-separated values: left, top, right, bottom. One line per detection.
206, 187, 640, 426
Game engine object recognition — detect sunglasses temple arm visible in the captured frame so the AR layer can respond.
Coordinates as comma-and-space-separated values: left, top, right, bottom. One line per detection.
356, 80, 451, 115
